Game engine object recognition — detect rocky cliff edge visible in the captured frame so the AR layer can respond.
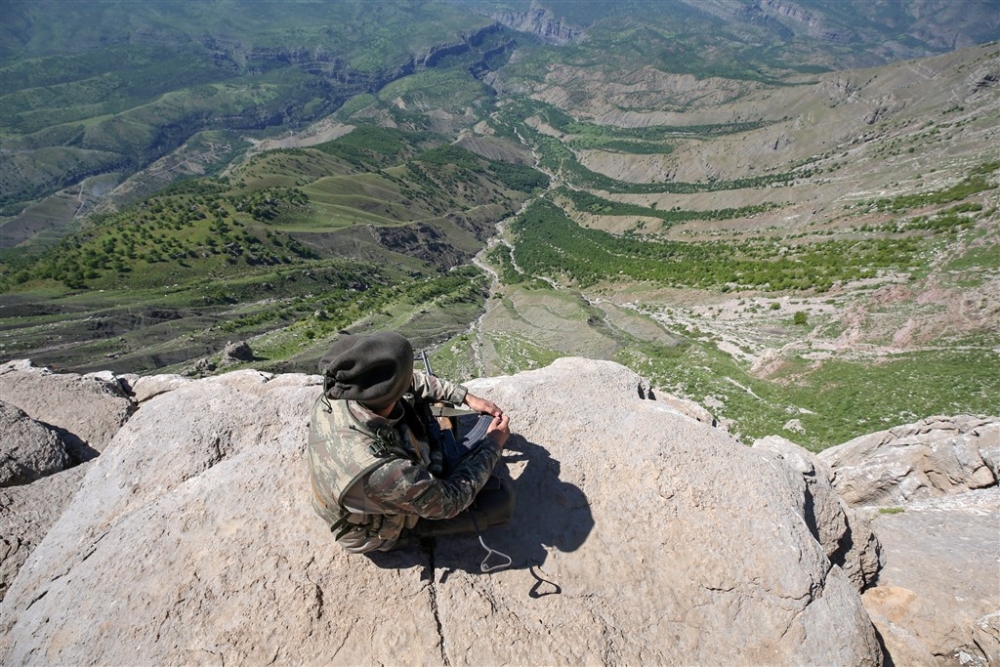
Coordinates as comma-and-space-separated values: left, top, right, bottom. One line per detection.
1, 357, 996, 665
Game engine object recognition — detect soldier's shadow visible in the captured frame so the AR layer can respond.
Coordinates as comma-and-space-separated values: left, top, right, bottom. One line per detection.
367, 434, 593, 581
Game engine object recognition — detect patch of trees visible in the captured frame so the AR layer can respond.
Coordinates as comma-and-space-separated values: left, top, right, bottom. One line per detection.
511, 199, 920, 292
2, 187, 318, 291
873, 162, 998, 212
231, 187, 308, 222
562, 188, 777, 225
315, 125, 436, 170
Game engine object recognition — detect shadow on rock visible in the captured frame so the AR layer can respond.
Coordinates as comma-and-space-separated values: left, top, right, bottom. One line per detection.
369, 435, 594, 577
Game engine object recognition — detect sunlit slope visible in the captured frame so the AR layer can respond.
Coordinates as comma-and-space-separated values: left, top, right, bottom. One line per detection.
0, 0, 508, 227
424, 44, 1000, 451
0, 126, 548, 373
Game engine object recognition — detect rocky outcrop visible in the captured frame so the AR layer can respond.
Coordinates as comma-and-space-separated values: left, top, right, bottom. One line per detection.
752, 435, 882, 590
0, 360, 136, 457
0, 401, 74, 487
818, 414, 999, 507
819, 415, 999, 667
490, 1, 583, 45
0, 359, 882, 666
861, 489, 999, 666
0, 463, 92, 602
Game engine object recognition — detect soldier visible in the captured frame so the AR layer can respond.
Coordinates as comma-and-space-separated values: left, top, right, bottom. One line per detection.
308, 331, 514, 553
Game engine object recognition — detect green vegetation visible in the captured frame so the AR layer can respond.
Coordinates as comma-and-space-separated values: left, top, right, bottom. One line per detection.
315, 126, 435, 170
619, 336, 1000, 451
561, 188, 777, 227
4, 0, 997, 454
491, 103, 808, 194
533, 101, 773, 139
511, 199, 918, 292
0, 120, 545, 374
0, 1, 517, 223
873, 162, 998, 212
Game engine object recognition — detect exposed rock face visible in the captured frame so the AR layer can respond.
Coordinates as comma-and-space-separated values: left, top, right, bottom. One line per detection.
0, 359, 881, 666
819, 415, 999, 667
0, 360, 136, 457
0, 401, 73, 487
0, 463, 92, 602
752, 435, 881, 591
818, 414, 999, 506
861, 489, 999, 667
491, 1, 583, 45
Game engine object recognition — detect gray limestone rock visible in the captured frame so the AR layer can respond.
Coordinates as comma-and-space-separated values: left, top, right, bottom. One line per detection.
0, 360, 136, 456
819, 415, 999, 507
0, 401, 74, 487
860, 488, 1000, 667
752, 435, 882, 591
972, 612, 1000, 665
222, 340, 254, 364
0, 463, 92, 602
0, 360, 882, 666
128, 374, 193, 404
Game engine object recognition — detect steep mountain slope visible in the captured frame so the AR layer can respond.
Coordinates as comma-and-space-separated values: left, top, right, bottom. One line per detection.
437, 43, 1000, 449
3, 0, 997, 247
0, 128, 546, 374
1, 2, 997, 450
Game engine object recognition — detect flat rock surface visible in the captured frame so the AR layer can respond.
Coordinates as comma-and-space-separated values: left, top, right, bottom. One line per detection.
0, 359, 881, 666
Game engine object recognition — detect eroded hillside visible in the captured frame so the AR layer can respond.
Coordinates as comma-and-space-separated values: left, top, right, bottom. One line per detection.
1, 5, 997, 450
432, 44, 1000, 449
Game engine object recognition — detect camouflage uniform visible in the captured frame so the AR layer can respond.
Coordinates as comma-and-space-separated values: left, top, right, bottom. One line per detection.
308, 371, 504, 553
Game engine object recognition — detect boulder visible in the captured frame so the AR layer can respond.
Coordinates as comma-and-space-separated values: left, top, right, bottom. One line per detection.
819, 415, 999, 507
128, 374, 193, 404
0, 463, 92, 602
222, 340, 254, 364
0, 359, 882, 666
0, 401, 74, 487
819, 414, 999, 666
0, 360, 136, 456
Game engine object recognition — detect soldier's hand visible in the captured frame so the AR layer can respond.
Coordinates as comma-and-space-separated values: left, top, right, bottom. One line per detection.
486, 413, 510, 449
465, 393, 502, 418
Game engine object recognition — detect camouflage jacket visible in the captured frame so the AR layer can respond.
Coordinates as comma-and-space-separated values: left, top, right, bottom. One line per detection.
308, 371, 503, 553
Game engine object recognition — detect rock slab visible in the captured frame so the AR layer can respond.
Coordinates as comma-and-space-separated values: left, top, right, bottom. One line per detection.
819, 415, 998, 507
0, 359, 881, 666
0, 360, 136, 456
821, 415, 1000, 667
0, 463, 92, 602
861, 490, 1000, 667
0, 401, 74, 487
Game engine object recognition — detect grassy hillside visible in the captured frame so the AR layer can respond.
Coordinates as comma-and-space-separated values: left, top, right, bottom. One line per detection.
0, 0, 510, 232
0, 126, 547, 373
427, 43, 1000, 450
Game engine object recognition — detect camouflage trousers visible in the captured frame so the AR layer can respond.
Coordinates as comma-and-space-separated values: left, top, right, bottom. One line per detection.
407, 473, 515, 538
408, 413, 516, 537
